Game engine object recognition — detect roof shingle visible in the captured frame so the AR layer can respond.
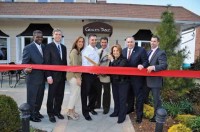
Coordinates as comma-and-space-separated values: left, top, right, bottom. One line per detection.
0, 2, 200, 21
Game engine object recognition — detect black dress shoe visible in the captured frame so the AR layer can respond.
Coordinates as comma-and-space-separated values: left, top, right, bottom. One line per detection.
84, 115, 92, 121
126, 110, 134, 114
136, 118, 142, 123
49, 115, 56, 123
109, 112, 118, 117
55, 113, 64, 119
37, 113, 44, 119
30, 116, 41, 122
149, 117, 156, 122
103, 109, 109, 114
90, 110, 98, 115
117, 118, 125, 124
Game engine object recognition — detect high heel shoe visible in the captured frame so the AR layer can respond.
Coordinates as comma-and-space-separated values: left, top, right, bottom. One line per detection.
67, 112, 79, 120
73, 112, 79, 118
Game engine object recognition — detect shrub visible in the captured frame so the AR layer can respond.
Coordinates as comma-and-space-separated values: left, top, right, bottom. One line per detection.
163, 101, 182, 117
0, 95, 21, 132
143, 104, 154, 119
175, 114, 196, 125
168, 123, 192, 132
187, 116, 200, 132
179, 100, 193, 114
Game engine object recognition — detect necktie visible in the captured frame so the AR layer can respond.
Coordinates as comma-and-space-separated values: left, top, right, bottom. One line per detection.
57, 45, 61, 58
100, 49, 103, 59
148, 50, 153, 61
147, 50, 153, 57
128, 49, 132, 60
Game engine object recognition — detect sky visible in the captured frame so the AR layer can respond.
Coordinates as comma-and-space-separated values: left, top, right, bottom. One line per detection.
107, 0, 200, 16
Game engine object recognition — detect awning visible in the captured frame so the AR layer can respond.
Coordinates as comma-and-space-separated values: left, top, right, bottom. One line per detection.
16, 23, 53, 37
133, 29, 153, 41
0, 30, 9, 37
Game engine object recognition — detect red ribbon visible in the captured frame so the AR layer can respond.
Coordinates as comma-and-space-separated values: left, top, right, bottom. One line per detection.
0, 64, 199, 78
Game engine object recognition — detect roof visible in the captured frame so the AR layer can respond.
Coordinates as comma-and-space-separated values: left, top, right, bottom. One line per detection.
0, 2, 200, 23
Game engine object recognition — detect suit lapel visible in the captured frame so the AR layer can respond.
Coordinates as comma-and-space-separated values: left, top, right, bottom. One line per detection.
32, 43, 43, 58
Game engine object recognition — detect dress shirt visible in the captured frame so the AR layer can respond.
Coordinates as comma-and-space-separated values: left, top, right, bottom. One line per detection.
148, 47, 158, 61
127, 48, 133, 59
82, 44, 99, 66
34, 42, 43, 56
54, 41, 62, 59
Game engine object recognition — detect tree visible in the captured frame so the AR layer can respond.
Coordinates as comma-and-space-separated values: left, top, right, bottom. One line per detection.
155, 8, 194, 101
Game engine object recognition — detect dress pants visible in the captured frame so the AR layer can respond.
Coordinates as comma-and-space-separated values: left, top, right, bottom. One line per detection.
95, 78, 102, 108
112, 82, 129, 121
27, 82, 45, 116
81, 73, 98, 117
47, 78, 65, 116
126, 86, 135, 113
150, 87, 162, 116
96, 82, 111, 110
130, 77, 145, 118
67, 77, 81, 109
102, 82, 111, 111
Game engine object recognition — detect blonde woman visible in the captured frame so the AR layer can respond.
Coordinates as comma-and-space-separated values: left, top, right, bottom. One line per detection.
66, 36, 85, 120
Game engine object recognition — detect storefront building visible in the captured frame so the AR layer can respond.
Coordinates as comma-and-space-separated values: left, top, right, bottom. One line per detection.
0, 1, 200, 64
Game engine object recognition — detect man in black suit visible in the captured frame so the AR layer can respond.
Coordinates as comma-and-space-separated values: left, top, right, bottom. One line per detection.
22, 30, 45, 122
44, 28, 67, 123
146, 35, 167, 122
122, 36, 148, 123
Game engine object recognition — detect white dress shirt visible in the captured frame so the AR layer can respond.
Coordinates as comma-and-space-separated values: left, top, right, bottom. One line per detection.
82, 44, 99, 66
34, 42, 43, 56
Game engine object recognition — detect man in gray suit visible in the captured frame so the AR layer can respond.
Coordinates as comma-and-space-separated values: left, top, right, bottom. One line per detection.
22, 30, 45, 122
96, 37, 111, 114
146, 35, 168, 122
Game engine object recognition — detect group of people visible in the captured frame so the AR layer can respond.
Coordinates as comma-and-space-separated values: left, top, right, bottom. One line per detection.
22, 28, 167, 125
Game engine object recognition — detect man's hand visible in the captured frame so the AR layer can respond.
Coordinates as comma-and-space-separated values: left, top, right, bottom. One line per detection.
137, 64, 144, 70
24, 67, 32, 74
147, 66, 155, 73
47, 77, 53, 84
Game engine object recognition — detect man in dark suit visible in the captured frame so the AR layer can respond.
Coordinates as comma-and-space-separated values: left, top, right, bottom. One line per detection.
122, 36, 148, 123
44, 28, 67, 123
22, 30, 45, 122
146, 35, 167, 122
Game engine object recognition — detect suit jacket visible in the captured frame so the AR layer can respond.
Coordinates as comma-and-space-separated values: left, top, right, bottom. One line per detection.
109, 55, 129, 83
44, 42, 67, 82
122, 46, 148, 82
67, 49, 82, 80
98, 48, 110, 83
22, 42, 45, 84
146, 48, 168, 88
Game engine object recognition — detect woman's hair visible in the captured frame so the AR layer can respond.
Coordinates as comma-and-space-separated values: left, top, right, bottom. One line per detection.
71, 36, 85, 54
110, 44, 122, 56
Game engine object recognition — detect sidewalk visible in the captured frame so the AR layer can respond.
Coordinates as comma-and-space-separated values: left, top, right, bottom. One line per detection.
0, 80, 135, 132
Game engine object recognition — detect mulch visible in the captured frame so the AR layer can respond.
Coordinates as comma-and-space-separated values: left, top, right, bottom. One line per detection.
129, 112, 177, 132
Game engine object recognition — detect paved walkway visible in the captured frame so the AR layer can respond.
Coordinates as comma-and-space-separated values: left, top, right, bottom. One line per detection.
0, 79, 135, 132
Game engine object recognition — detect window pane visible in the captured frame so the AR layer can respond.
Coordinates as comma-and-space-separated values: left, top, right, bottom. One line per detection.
38, 0, 48, 2
4, 0, 14, 2
64, 0, 74, 2
0, 38, 7, 60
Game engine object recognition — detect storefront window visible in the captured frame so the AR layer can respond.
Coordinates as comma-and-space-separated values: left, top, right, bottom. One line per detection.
0, 37, 8, 61
64, 0, 74, 2
16, 37, 49, 63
